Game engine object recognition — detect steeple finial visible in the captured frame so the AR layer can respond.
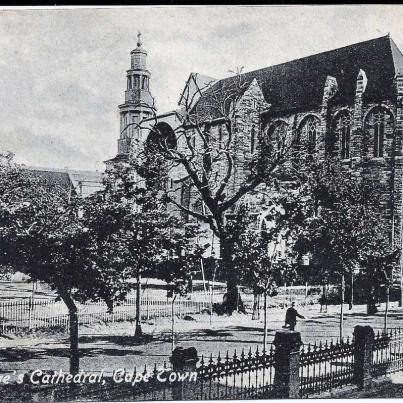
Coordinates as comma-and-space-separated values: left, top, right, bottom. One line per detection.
137, 31, 142, 47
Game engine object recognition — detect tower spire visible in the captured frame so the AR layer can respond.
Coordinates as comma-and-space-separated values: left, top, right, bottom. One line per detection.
137, 31, 142, 47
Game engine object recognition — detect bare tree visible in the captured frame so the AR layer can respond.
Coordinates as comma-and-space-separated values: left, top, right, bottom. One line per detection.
131, 69, 296, 312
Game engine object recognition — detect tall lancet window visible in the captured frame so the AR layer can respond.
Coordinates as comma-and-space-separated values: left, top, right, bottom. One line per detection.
299, 116, 320, 153
364, 107, 394, 158
333, 112, 352, 159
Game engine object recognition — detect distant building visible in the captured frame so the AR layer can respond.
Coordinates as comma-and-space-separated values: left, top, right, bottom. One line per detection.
26, 166, 103, 198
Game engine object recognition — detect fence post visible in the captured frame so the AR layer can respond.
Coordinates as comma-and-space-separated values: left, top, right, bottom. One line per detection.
170, 347, 198, 400
353, 325, 374, 389
273, 330, 302, 399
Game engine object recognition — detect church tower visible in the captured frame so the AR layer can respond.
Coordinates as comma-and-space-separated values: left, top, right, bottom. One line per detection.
116, 32, 154, 158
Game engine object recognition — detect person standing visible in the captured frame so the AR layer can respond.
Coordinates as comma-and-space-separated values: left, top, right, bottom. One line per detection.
284, 302, 305, 331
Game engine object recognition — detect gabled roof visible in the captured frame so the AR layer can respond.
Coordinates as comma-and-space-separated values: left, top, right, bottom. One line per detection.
196, 35, 403, 118
178, 72, 216, 108
25, 166, 103, 197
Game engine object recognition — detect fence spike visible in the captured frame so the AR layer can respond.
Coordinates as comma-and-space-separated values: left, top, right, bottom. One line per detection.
248, 346, 252, 359
143, 364, 147, 375
233, 349, 237, 361
255, 345, 259, 357
225, 350, 229, 363
200, 355, 205, 367
209, 353, 213, 365
217, 351, 221, 364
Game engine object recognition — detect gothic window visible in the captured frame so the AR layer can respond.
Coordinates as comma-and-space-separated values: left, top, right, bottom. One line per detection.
333, 112, 352, 159
142, 76, 147, 89
267, 121, 288, 152
251, 125, 256, 154
364, 107, 394, 158
134, 76, 140, 88
299, 116, 320, 152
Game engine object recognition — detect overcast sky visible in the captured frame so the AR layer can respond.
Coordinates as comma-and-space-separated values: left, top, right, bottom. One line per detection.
1, 5, 403, 171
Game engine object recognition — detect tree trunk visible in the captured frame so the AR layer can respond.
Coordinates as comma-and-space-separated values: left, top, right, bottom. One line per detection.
60, 291, 79, 375
171, 294, 177, 352
340, 274, 345, 341
384, 285, 390, 334
349, 271, 354, 310
221, 238, 242, 315
252, 293, 257, 320
135, 272, 142, 337
367, 282, 378, 315
263, 292, 268, 351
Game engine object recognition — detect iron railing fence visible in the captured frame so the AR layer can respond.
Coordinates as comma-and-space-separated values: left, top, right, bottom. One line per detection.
195, 344, 275, 400
372, 327, 403, 377
0, 364, 175, 402
299, 337, 355, 397
0, 346, 275, 401
0, 295, 211, 334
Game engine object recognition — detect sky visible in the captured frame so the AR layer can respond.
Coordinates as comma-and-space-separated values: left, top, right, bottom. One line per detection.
1, 5, 403, 171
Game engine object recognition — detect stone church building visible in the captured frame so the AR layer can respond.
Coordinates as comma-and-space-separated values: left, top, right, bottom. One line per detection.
107, 34, 403, 274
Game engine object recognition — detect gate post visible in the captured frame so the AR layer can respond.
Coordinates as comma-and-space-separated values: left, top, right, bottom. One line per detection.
170, 347, 198, 400
273, 330, 302, 398
353, 325, 374, 389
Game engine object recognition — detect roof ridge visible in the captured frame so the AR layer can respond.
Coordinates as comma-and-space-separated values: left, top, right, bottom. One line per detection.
223, 34, 391, 80
26, 165, 101, 175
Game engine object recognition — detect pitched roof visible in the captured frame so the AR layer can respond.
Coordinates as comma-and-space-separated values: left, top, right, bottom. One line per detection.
178, 72, 216, 107
25, 166, 103, 197
197, 35, 403, 118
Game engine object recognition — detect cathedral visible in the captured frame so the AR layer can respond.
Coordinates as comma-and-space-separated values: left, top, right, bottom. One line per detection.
107, 34, 403, 272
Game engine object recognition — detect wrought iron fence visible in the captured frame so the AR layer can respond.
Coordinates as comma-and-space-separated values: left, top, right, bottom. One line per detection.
0, 346, 275, 401
372, 327, 403, 377
194, 345, 275, 400
0, 295, 211, 334
299, 337, 355, 397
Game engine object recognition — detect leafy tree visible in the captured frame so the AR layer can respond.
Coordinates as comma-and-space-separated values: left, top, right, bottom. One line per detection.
296, 156, 400, 336
157, 226, 205, 351
230, 190, 310, 347
0, 155, 135, 374
92, 160, 206, 337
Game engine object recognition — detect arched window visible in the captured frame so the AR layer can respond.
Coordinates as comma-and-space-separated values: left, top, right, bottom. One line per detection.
266, 121, 288, 152
364, 107, 394, 158
333, 112, 352, 159
146, 122, 177, 151
299, 116, 320, 152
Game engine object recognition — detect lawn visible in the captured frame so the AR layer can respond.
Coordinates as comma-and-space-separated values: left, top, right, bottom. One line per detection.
1, 301, 402, 378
